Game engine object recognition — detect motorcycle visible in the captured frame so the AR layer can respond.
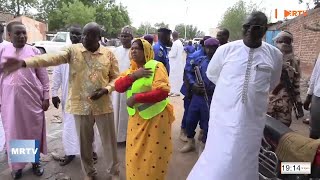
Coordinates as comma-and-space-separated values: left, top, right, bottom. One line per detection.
259, 115, 320, 180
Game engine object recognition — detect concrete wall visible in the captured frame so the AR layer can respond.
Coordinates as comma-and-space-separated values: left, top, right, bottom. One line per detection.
6, 16, 47, 43
0, 11, 14, 23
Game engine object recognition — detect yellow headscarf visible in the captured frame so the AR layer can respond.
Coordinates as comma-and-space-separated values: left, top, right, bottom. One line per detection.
127, 38, 154, 74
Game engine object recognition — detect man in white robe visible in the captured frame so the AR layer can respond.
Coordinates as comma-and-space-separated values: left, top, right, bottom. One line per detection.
51, 25, 99, 166
168, 31, 184, 96
187, 11, 283, 180
112, 26, 133, 143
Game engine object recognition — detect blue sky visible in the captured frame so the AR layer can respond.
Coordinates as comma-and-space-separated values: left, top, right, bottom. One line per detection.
118, 0, 314, 34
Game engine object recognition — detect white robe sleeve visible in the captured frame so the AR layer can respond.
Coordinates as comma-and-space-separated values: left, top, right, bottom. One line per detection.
168, 41, 178, 59
51, 66, 62, 97
307, 54, 320, 95
270, 50, 283, 91
206, 46, 224, 84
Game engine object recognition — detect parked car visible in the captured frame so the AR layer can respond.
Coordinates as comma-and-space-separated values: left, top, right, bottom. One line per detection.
46, 34, 56, 41
33, 32, 71, 54
192, 38, 202, 45
33, 33, 118, 54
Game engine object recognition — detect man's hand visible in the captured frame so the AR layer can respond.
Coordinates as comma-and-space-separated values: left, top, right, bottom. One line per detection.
131, 68, 153, 80
42, 99, 50, 111
126, 96, 136, 108
192, 83, 205, 96
303, 95, 312, 110
1, 57, 25, 75
272, 83, 284, 95
52, 97, 61, 109
90, 88, 108, 100
296, 102, 304, 118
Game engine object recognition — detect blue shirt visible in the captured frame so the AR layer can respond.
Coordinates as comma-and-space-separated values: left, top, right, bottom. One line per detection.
153, 41, 169, 74
186, 55, 216, 97
180, 48, 206, 96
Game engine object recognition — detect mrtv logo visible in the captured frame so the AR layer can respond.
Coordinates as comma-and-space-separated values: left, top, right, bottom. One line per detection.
9, 140, 40, 163
275, 9, 308, 19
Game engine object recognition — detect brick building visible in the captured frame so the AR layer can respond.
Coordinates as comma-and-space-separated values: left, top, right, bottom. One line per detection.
270, 8, 320, 77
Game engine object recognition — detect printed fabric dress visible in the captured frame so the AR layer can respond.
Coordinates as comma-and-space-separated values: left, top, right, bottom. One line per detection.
115, 39, 175, 180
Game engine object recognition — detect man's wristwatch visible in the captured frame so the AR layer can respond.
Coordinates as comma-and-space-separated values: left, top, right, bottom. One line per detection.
103, 88, 109, 94
22, 61, 27, 67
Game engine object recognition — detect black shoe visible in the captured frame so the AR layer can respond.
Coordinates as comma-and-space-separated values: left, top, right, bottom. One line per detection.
32, 163, 44, 176
11, 169, 22, 179
93, 152, 98, 164
59, 155, 75, 166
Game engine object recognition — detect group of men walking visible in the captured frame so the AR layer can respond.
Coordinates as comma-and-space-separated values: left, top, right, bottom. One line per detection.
0, 9, 319, 180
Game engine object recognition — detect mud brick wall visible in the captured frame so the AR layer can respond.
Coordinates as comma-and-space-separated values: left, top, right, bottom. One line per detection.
279, 8, 320, 78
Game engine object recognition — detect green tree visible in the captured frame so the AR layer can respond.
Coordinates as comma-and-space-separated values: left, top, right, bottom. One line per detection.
0, 0, 39, 16
174, 23, 203, 39
135, 24, 146, 36
154, 22, 169, 29
36, 0, 96, 23
218, 0, 264, 41
135, 23, 157, 36
195, 31, 205, 38
299, 0, 319, 7
52, 0, 96, 30
103, 4, 131, 37
95, 1, 131, 38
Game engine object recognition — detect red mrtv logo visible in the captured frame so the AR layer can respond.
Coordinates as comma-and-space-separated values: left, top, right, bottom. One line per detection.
275, 9, 308, 18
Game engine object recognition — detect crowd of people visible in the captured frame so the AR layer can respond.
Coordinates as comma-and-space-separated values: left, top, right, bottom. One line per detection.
0, 10, 319, 180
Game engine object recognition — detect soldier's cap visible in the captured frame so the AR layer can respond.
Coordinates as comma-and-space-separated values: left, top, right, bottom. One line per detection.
204, 38, 220, 46
158, 27, 172, 34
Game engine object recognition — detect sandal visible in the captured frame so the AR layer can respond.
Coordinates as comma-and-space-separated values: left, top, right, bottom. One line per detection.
59, 155, 75, 166
93, 152, 98, 164
32, 163, 44, 176
11, 169, 22, 179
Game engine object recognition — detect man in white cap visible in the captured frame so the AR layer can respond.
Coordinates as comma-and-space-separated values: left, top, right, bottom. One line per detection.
112, 25, 133, 143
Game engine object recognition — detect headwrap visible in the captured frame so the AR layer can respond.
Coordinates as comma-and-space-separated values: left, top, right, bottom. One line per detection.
121, 25, 133, 36
127, 38, 154, 75
204, 38, 220, 46
273, 31, 293, 42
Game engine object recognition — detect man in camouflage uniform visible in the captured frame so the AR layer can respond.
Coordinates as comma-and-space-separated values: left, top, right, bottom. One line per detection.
267, 31, 304, 127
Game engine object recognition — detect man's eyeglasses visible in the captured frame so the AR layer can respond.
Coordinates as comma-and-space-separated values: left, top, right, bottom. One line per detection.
242, 24, 266, 31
